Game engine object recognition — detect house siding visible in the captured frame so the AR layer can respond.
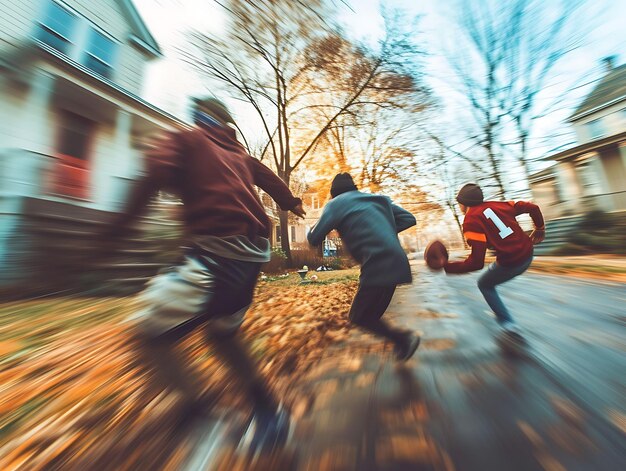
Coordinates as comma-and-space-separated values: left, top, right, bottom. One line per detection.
63, 0, 129, 42
572, 101, 626, 144
0, 69, 56, 154
0, 0, 39, 54
600, 145, 626, 210
116, 44, 146, 94
0, 0, 148, 96
61, 0, 147, 95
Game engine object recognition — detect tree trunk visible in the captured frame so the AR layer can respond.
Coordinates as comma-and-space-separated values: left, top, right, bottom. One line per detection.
278, 210, 292, 266
519, 134, 532, 192
486, 144, 506, 199
276, 166, 294, 266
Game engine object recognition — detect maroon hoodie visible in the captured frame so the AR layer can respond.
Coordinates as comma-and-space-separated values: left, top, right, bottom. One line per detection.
112, 124, 300, 240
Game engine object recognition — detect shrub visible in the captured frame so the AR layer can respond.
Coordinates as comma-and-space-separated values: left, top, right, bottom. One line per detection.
578, 210, 614, 231
289, 248, 355, 271
290, 248, 325, 270
261, 247, 288, 273
558, 210, 626, 255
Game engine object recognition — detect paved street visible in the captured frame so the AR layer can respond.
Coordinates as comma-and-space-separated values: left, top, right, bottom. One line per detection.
187, 265, 626, 470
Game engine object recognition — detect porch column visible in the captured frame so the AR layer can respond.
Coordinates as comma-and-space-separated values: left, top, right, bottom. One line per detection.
2, 70, 57, 199
0, 71, 55, 283
20, 70, 55, 154
114, 109, 133, 175
599, 144, 626, 211
555, 161, 582, 214
91, 108, 133, 210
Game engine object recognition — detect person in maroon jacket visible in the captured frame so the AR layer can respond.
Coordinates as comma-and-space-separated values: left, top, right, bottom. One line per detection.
104, 97, 305, 452
444, 183, 545, 336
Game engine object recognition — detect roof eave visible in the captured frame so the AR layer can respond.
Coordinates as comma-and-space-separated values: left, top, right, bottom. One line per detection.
34, 41, 186, 127
129, 35, 162, 58
542, 130, 626, 161
569, 94, 626, 122
118, 0, 162, 56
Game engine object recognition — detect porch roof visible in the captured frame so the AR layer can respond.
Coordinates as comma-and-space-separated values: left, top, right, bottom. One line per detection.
542, 131, 626, 162
6, 40, 188, 130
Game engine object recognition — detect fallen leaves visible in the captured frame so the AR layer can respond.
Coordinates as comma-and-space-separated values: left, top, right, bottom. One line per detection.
0, 281, 358, 470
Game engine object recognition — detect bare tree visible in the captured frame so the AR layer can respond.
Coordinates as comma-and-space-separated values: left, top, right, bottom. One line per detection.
439, 0, 584, 197
500, 0, 584, 185
185, 1, 429, 263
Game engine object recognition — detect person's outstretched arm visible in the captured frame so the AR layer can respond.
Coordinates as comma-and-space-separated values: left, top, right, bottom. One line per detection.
444, 220, 487, 274
391, 203, 416, 233
249, 157, 305, 218
514, 201, 545, 244
307, 203, 337, 247
444, 240, 487, 273
106, 131, 182, 236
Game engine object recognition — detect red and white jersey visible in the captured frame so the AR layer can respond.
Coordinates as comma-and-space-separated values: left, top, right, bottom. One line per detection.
463, 201, 544, 266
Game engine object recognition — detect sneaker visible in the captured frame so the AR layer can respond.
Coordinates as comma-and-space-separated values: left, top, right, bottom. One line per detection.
395, 332, 421, 361
501, 321, 524, 340
245, 407, 291, 456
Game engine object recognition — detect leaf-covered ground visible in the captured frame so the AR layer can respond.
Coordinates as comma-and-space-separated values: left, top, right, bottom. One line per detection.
0, 270, 359, 470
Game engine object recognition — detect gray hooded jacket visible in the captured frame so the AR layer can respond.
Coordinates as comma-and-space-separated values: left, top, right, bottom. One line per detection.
307, 191, 416, 286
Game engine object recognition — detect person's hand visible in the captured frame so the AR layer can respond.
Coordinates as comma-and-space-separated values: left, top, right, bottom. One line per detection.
291, 203, 306, 219
429, 255, 447, 271
530, 228, 545, 245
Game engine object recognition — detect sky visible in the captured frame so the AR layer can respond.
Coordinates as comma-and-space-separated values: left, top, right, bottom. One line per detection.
133, 0, 626, 174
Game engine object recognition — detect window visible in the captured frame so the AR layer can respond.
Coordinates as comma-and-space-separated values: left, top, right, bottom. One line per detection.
576, 158, 603, 197
51, 111, 96, 199
291, 225, 296, 242
57, 111, 96, 160
275, 226, 281, 244
552, 178, 564, 203
587, 118, 605, 140
36, 1, 76, 54
83, 28, 116, 79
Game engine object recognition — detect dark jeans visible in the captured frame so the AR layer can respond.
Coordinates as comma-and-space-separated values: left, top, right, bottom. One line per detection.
477, 255, 533, 324
135, 252, 278, 416
348, 284, 406, 345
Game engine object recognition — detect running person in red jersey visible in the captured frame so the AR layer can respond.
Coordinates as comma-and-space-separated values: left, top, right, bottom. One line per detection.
444, 183, 545, 336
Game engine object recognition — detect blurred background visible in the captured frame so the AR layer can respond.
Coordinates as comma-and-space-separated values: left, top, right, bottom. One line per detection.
0, 1, 624, 470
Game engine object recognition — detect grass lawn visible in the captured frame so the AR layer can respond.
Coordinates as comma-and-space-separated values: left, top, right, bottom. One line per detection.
529, 260, 626, 282
0, 269, 359, 469
259, 268, 360, 286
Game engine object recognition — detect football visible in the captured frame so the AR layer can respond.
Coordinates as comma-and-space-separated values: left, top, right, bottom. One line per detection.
424, 240, 449, 270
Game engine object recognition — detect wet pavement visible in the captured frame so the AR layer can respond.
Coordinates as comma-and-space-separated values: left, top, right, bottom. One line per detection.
187, 267, 626, 470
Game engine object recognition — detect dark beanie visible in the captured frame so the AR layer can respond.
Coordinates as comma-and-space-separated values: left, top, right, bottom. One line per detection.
330, 173, 358, 198
456, 183, 483, 206
193, 97, 235, 125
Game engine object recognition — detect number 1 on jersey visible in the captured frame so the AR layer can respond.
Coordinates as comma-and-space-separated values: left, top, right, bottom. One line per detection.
483, 208, 513, 239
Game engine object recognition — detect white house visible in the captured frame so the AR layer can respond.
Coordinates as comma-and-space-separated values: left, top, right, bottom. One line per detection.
0, 0, 185, 289
530, 56, 626, 220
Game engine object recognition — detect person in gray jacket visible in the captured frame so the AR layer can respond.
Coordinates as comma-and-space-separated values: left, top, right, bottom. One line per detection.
307, 173, 421, 361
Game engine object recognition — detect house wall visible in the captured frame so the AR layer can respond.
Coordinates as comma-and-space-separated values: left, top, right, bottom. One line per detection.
1, 52, 180, 207
0, 0, 39, 55
0, 0, 177, 289
572, 101, 626, 144
0, 0, 150, 96
554, 161, 583, 215
58, 0, 148, 94
0, 69, 57, 154
599, 144, 626, 210
531, 178, 562, 220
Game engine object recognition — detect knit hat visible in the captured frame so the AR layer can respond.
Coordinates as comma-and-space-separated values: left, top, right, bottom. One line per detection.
193, 97, 235, 125
330, 173, 358, 198
456, 183, 484, 207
